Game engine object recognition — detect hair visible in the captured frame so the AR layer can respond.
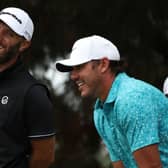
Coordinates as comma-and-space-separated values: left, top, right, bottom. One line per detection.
91, 57, 128, 75
109, 58, 128, 74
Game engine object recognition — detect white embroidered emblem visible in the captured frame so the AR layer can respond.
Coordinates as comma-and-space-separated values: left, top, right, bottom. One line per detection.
1, 96, 8, 104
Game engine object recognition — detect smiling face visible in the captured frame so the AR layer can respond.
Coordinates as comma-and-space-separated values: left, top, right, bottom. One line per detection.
70, 58, 116, 101
0, 21, 29, 65
70, 61, 102, 98
70, 58, 116, 102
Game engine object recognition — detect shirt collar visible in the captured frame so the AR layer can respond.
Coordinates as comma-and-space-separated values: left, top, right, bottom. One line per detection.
0, 59, 23, 79
95, 72, 127, 109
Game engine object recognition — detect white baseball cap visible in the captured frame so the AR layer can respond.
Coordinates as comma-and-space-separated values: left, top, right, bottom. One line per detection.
163, 77, 168, 95
56, 35, 120, 72
0, 7, 34, 41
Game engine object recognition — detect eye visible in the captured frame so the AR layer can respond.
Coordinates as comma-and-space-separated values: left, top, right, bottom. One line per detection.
75, 65, 82, 70
6, 30, 16, 38
74, 64, 85, 71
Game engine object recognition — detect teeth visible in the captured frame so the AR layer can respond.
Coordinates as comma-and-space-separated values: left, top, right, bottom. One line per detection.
78, 83, 83, 86
76, 81, 84, 87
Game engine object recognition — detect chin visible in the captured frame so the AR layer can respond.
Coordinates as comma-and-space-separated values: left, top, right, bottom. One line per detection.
81, 91, 93, 98
80, 93, 87, 97
80, 91, 88, 97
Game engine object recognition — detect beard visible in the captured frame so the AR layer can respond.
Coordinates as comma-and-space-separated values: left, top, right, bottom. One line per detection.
0, 42, 21, 65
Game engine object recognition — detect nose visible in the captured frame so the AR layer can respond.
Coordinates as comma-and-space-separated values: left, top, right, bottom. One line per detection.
70, 69, 79, 81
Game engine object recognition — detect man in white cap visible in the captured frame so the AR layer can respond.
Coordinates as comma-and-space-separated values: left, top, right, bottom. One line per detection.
56, 35, 168, 168
0, 7, 56, 168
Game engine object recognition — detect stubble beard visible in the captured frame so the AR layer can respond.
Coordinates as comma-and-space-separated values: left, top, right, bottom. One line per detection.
0, 42, 21, 65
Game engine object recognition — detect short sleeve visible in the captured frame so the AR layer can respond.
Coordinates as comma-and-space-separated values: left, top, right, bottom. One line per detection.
117, 91, 159, 152
24, 84, 55, 138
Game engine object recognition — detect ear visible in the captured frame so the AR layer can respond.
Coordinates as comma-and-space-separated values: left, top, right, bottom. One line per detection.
19, 40, 31, 52
99, 57, 110, 73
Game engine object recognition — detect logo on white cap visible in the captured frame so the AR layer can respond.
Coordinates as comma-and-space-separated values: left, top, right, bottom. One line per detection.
0, 11, 22, 24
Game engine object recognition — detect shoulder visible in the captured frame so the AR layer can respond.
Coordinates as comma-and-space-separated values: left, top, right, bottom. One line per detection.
115, 77, 166, 118
117, 73, 163, 101
25, 84, 52, 101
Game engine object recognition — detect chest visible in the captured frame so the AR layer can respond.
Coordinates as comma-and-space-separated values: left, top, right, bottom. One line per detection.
0, 86, 25, 127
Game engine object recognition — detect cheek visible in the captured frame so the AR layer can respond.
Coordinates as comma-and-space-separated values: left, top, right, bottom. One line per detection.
86, 74, 100, 89
2, 40, 15, 51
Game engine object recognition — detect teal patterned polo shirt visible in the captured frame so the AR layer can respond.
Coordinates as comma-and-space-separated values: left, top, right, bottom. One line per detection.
94, 72, 168, 168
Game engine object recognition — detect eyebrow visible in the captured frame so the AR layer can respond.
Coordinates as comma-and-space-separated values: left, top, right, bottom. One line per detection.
0, 12, 22, 24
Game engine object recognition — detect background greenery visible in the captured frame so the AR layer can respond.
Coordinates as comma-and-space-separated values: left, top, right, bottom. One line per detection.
1, 0, 168, 167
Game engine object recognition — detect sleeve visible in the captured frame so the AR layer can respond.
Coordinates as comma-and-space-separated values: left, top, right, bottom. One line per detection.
117, 91, 160, 153
24, 84, 56, 138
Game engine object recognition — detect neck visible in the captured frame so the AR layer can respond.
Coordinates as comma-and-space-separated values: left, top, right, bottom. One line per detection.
99, 72, 116, 102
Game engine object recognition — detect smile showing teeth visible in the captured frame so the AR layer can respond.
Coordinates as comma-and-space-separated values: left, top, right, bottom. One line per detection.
78, 83, 83, 87
77, 81, 84, 87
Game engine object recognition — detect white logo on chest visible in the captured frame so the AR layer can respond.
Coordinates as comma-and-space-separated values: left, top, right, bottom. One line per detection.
1, 96, 8, 104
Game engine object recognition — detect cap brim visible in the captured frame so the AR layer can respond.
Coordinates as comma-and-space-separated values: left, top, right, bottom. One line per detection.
56, 57, 90, 72
56, 63, 73, 72
55, 58, 76, 72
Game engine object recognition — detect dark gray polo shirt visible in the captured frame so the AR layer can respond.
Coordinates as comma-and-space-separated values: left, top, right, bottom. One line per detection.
0, 60, 55, 167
